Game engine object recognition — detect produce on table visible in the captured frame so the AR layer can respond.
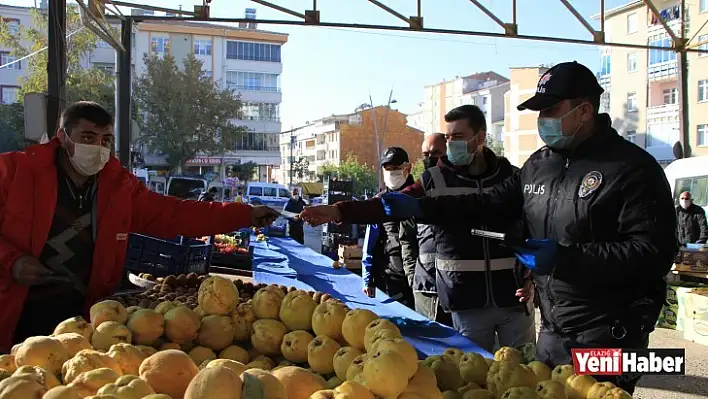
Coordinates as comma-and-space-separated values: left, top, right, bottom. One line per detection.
0, 274, 637, 399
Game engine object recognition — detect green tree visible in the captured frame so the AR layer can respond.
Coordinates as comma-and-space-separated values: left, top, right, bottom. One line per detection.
0, 6, 115, 113
133, 54, 247, 172
320, 155, 377, 195
0, 103, 28, 152
229, 162, 259, 182
292, 156, 309, 179
411, 158, 425, 180
486, 135, 504, 157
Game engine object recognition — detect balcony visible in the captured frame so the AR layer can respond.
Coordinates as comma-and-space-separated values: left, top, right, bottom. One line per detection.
648, 61, 677, 81
647, 103, 679, 123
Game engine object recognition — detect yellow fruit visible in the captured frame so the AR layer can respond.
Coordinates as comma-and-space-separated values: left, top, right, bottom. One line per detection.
363, 318, 400, 352
361, 350, 408, 398
341, 309, 378, 350
231, 313, 251, 343
54, 333, 92, 358
423, 355, 464, 392
67, 368, 120, 397
364, 328, 402, 354
527, 361, 552, 382
197, 276, 240, 316
90, 300, 128, 328
97, 375, 156, 398
459, 352, 489, 387
43, 385, 83, 399
53, 316, 94, 341
139, 349, 199, 399
403, 365, 443, 399
536, 380, 567, 399
550, 365, 575, 384
345, 354, 367, 381
219, 345, 250, 364
279, 290, 319, 331
272, 366, 326, 399
135, 345, 158, 357
251, 319, 288, 357
154, 301, 178, 315
493, 347, 522, 365
207, 359, 248, 375
308, 336, 341, 375
184, 365, 243, 399
586, 381, 616, 399
461, 389, 493, 399
282, 330, 315, 363
164, 306, 201, 345
500, 386, 537, 398
198, 315, 235, 351
486, 360, 535, 399
252, 287, 286, 320
335, 380, 374, 399
235, 302, 257, 325
108, 344, 147, 376
458, 382, 482, 394
62, 349, 123, 384
159, 343, 181, 351
564, 374, 597, 399
91, 322, 132, 351
142, 395, 173, 399
400, 393, 429, 399
188, 346, 217, 366
599, 387, 632, 398
241, 368, 288, 399
126, 309, 165, 346
14, 336, 69, 375
325, 375, 342, 389
0, 355, 16, 373
13, 365, 61, 390
311, 301, 348, 342
0, 375, 47, 397
372, 338, 418, 379
443, 348, 464, 364
332, 347, 364, 381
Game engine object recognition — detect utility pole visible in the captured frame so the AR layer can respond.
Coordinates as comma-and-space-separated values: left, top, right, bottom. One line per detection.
677, 0, 690, 158
289, 128, 294, 186
369, 94, 381, 191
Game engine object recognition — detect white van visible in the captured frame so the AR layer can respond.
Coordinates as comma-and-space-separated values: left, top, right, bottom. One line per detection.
663, 156, 708, 213
244, 182, 291, 207
166, 176, 208, 200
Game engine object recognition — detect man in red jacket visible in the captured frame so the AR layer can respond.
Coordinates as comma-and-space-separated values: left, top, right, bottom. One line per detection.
0, 101, 278, 351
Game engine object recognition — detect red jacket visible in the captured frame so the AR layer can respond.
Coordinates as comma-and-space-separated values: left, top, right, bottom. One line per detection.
0, 139, 252, 351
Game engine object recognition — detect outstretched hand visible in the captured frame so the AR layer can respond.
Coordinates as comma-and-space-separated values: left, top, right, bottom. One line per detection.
250, 205, 280, 228
299, 205, 342, 226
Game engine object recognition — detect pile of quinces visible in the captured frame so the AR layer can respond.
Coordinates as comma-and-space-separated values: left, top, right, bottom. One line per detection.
0, 275, 635, 399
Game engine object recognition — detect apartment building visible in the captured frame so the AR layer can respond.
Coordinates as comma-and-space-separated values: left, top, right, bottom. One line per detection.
594, 0, 708, 163
280, 106, 424, 185
0, 4, 287, 181
408, 71, 509, 142
503, 66, 550, 167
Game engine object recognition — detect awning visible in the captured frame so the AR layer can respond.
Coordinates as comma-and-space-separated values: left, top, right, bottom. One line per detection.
297, 182, 323, 195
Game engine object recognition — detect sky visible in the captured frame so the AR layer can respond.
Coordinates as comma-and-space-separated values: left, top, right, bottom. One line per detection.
7, 0, 631, 129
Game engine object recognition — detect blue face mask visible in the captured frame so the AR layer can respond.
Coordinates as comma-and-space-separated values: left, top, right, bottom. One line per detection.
537, 106, 582, 150
446, 139, 475, 165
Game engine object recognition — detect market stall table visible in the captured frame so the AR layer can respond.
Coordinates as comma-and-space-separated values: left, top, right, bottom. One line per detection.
249, 236, 492, 358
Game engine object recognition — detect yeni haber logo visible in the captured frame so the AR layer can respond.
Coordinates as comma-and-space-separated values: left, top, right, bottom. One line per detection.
572, 348, 686, 376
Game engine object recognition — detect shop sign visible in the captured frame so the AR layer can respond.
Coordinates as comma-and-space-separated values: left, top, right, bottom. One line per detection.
186, 157, 221, 165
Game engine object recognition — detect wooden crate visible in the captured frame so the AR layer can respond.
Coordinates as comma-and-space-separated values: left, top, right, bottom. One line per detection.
338, 244, 362, 270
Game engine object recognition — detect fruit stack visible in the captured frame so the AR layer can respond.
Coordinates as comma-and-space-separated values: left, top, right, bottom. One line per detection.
0, 275, 635, 399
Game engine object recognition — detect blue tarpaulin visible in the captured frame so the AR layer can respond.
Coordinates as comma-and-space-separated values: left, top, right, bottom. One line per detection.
251, 236, 492, 359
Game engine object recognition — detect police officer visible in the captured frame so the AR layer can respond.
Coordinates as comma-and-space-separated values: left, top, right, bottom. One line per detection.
377, 61, 677, 394
360, 147, 418, 309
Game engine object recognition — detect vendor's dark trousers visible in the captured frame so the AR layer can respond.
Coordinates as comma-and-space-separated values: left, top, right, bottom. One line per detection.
384, 274, 415, 310
413, 291, 453, 327
536, 325, 649, 395
13, 294, 84, 344
288, 223, 305, 245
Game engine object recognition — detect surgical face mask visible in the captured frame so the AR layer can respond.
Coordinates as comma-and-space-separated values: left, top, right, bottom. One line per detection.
446, 139, 476, 166
68, 142, 111, 176
680, 199, 691, 209
423, 156, 438, 169
383, 169, 408, 190
537, 105, 583, 150
292, 194, 299, 201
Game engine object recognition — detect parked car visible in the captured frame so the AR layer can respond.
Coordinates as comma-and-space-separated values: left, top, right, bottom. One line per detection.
244, 182, 291, 207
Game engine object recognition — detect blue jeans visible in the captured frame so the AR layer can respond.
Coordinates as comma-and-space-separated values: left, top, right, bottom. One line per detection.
452, 305, 536, 353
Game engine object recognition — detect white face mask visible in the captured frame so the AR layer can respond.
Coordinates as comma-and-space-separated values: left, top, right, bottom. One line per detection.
680, 199, 691, 209
383, 170, 408, 190
69, 143, 111, 176
292, 195, 299, 200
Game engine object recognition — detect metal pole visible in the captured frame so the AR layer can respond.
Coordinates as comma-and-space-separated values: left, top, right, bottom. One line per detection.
677, 0, 690, 157
289, 130, 294, 186
47, 0, 67, 138
117, 18, 133, 167
369, 95, 381, 191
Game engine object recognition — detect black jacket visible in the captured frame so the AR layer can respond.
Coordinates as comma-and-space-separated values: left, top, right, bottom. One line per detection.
284, 197, 307, 226
676, 204, 708, 244
419, 114, 678, 334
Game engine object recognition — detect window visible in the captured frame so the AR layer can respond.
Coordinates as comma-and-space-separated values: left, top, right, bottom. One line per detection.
236, 102, 280, 122
626, 131, 637, 143
262, 187, 276, 197
699, 124, 708, 146
1, 86, 19, 104
627, 92, 637, 112
3, 19, 19, 35
701, 35, 708, 56
278, 189, 289, 198
235, 132, 279, 151
663, 88, 678, 104
0, 52, 19, 70
225, 71, 280, 92
248, 186, 263, 196
600, 54, 611, 76
702, 0, 708, 13
699, 80, 708, 102
225, 41, 281, 62
649, 37, 677, 65
202, 70, 212, 79
627, 53, 638, 73
93, 63, 114, 74
193, 39, 212, 56
151, 37, 170, 55
627, 13, 637, 34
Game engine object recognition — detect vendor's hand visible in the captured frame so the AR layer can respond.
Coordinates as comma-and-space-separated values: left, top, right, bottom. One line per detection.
514, 239, 558, 275
516, 269, 534, 303
363, 285, 376, 298
299, 205, 342, 226
250, 205, 279, 228
11, 256, 53, 286
380, 192, 423, 219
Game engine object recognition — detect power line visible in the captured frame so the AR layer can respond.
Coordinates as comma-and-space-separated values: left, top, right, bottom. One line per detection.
0, 26, 85, 70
